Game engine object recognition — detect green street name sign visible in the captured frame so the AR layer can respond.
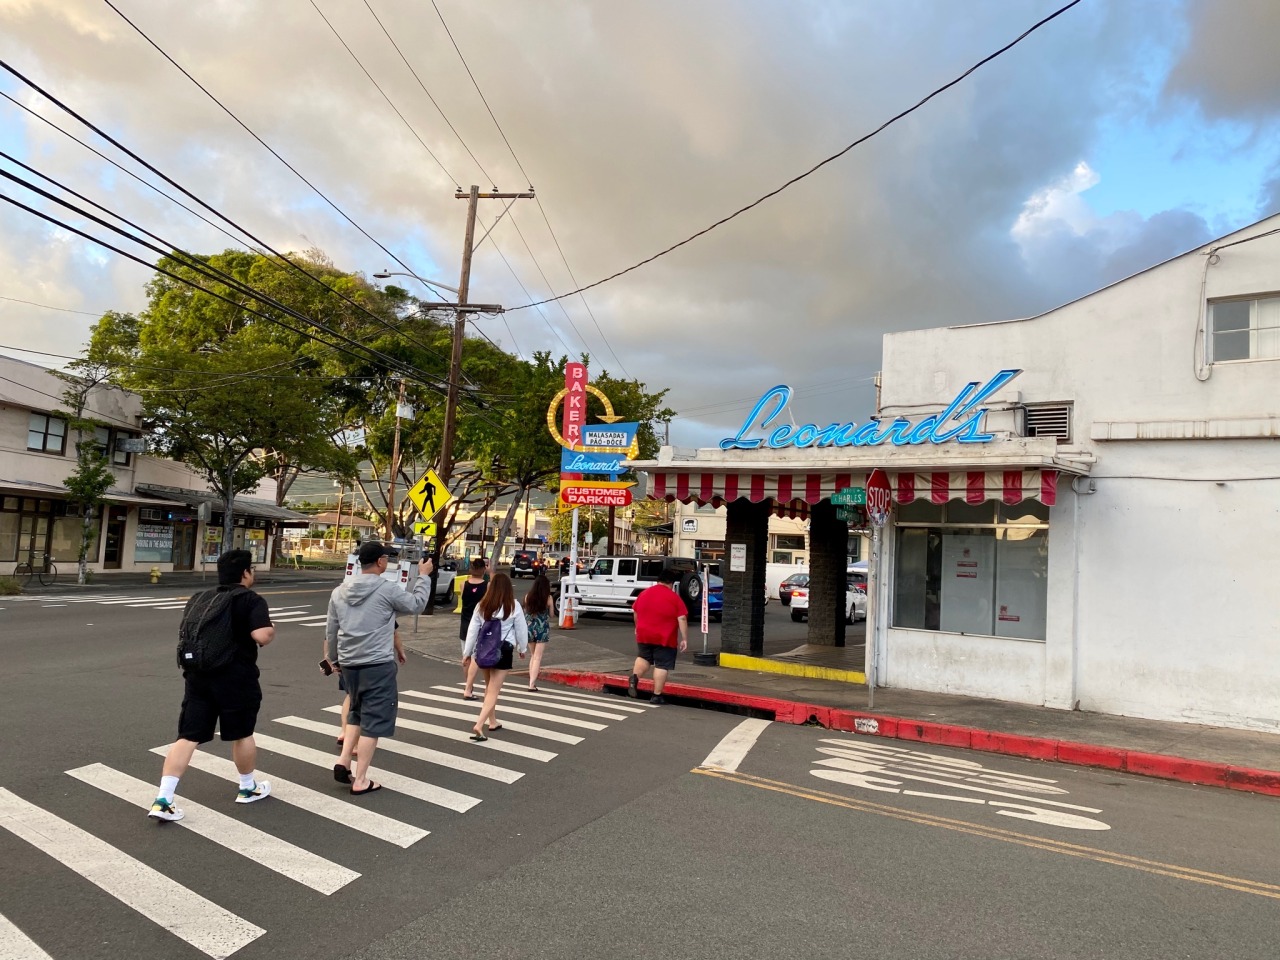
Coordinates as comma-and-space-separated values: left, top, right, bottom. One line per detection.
831, 486, 866, 506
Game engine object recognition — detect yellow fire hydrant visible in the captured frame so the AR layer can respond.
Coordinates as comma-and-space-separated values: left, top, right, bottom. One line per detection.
150, 566, 161, 584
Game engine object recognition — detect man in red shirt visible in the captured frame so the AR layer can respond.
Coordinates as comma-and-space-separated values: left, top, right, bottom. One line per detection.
628, 569, 689, 705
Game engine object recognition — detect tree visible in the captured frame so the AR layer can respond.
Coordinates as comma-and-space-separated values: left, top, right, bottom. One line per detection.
84, 250, 376, 550
57, 363, 117, 584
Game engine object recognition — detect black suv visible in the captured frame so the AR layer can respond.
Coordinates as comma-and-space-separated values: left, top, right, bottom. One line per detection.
511, 550, 542, 578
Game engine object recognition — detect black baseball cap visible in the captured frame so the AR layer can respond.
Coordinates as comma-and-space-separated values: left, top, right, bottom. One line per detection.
357, 542, 395, 566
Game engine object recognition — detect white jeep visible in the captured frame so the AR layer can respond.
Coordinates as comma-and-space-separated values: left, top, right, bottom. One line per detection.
564, 556, 703, 618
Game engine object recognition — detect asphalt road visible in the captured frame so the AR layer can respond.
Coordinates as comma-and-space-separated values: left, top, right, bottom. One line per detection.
3, 583, 1278, 960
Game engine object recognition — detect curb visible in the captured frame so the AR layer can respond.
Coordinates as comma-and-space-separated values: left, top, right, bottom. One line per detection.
539, 668, 1280, 799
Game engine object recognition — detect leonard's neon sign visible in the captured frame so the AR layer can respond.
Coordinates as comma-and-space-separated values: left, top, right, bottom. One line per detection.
719, 370, 1021, 451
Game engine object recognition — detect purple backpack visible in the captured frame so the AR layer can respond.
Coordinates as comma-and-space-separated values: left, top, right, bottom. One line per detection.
474, 617, 504, 667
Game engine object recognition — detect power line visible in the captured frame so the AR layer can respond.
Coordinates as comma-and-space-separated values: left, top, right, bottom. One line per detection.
307, 0, 459, 188
505, 213, 595, 356
427, 0, 531, 187
0, 55, 472, 387
508, 0, 1085, 311
483, 226, 576, 356
0, 294, 103, 316
424, 0, 630, 374
98, 0, 451, 315
358, 0, 495, 187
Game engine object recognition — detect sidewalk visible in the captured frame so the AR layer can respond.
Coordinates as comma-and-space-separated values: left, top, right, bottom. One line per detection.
12, 567, 343, 594
401, 613, 1280, 798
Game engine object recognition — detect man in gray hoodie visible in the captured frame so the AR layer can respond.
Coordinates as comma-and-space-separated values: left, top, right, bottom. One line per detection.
326, 542, 433, 795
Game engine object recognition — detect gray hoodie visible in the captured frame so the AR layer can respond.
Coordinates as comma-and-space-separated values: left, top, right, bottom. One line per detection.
326, 574, 430, 667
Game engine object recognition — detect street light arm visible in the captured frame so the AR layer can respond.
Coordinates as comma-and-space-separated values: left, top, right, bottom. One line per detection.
372, 269, 461, 296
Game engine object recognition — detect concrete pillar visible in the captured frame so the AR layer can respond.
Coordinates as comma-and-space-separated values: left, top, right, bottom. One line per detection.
807, 499, 847, 647
721, 498, 770, 657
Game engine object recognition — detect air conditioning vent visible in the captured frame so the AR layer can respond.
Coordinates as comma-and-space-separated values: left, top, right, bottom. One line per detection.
140, 508, 163, 521
1023, 403, 1072, 441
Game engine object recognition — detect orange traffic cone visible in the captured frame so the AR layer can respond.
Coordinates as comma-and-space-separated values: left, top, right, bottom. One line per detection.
561, 594, 576, 630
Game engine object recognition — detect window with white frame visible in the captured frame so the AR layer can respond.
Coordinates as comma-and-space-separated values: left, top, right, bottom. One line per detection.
1211, 295, 1280, 362
92, 425, 133, 467
27, 413, 67, 454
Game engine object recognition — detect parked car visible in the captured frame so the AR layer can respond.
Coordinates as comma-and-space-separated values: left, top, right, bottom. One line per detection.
568, 555, 703, 617
790, 574, 867, 624
707, 573, 723, 622
511, 550, 544, 578
778, 572, 809, 606
558, 555, 585, 576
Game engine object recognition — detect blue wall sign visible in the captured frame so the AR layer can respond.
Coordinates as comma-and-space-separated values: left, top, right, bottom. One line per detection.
562, 449, 628, 474
719, 370, 1022, 451
580, 423, 638, 449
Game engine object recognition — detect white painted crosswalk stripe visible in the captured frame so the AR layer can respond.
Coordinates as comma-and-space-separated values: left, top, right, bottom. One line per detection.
0, 787, 265, 959
252, 734, 480, 812
395, 696, 591, 742
275, 716, 524, 783
153, 748, 429, 849
430, 685, 629, 720
0, 911, 54, 960
465, 681, 653, 711
335, 709, 559, 761
67, 764, 359, 895
401, 690, 608, 731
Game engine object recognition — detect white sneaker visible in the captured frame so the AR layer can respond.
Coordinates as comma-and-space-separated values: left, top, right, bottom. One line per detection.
234, 781, 271, 804
148, 798, 184, 821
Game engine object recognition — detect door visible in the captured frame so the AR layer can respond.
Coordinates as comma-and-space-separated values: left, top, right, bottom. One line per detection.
585, 557, 615, 605
171, 522, 196, 571
103, 506, 127, 569
614, 557, 639, 607
19, 515, 50, 567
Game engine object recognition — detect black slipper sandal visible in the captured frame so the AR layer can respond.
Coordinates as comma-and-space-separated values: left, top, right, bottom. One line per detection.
469, 732, 488, 742
333, 764, 352, 784
527, 686, 539, 692
486, 724, 504, 732
463, 694, 478, 701
350, 782, 382, 795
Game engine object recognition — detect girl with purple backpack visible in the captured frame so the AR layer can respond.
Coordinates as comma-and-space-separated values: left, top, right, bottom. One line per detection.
461, 574, 528, 741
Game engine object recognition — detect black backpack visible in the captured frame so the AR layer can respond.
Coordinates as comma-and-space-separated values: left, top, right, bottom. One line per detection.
176, 587, 245, 672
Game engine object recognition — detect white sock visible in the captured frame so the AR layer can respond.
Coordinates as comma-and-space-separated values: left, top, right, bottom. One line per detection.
158, 775, 179, 803
238, 773, 256, 791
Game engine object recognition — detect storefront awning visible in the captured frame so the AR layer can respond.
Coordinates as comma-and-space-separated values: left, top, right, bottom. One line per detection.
134, 484, 312, 524
0, 478, 184, 507
644, 468, 1058, 514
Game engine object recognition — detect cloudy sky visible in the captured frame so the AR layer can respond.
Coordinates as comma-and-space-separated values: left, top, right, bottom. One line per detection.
1, 0, 1278, 447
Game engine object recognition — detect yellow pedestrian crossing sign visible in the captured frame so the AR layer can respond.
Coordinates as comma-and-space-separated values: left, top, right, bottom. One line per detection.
407, 468, 452, 518
413, 520, 437, 537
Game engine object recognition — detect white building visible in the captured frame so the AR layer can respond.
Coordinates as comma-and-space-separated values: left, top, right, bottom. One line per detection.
636, 213, 1280, 733
872, 213, 1280, 733
0, 356, 306, 574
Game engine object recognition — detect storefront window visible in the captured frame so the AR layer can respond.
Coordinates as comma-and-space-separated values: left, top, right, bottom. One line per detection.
0, 512, 19, 563
893, 503, 1049, 641
50, 517, 82, 563
135, 522, 174, 563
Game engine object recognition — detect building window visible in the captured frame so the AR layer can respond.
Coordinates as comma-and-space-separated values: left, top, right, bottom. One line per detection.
893, 501, 1050, 642
1211, 295, 1280, 362
27, 413, 67, 454
774, 534, 806, 551
91, 425, 133, 467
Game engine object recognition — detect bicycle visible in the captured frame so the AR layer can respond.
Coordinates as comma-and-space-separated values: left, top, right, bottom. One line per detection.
13, 553, 58, 587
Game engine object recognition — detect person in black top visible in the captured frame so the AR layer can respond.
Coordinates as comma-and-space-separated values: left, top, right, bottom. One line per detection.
147, 549, 276, 822
458, 557, 488, 700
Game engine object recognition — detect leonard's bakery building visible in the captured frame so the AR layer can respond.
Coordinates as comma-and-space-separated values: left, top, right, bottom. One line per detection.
633, 214, 1280, 735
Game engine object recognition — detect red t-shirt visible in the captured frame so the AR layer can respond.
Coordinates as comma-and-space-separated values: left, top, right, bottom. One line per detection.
632, 583, 687, 648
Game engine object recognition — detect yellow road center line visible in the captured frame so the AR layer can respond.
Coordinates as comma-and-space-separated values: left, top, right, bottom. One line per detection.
693, 767, 1280, 900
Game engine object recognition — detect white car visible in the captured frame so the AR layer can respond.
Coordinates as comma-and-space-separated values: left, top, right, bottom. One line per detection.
790, 573, 867, 624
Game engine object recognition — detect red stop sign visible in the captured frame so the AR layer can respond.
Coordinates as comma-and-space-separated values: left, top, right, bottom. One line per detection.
866, 468, 891, 526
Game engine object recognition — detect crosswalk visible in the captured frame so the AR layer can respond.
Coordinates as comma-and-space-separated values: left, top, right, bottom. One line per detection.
0, 682, 651, 959
3, 593, 331, 627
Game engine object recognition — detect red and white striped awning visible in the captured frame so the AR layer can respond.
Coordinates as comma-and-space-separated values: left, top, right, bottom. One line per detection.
647, 468, 1057, 515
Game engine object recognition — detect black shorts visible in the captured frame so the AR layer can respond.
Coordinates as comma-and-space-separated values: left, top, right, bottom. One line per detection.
345, 660, 398, 738
484, 641, 514, 672
635, 642, 677, 671
178, 662, 262, 743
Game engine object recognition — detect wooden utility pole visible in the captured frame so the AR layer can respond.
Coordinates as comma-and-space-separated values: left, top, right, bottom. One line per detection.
427, 185, 534, 604
385, 378, 406, 541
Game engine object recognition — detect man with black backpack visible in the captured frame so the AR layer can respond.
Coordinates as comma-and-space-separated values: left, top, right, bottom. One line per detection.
148, 549, 275, 822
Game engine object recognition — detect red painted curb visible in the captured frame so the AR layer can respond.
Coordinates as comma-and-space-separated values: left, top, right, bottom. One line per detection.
539, 668, 1280, 798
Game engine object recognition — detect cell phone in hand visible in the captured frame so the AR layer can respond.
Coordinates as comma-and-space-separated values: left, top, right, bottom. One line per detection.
319, 658, 333, 676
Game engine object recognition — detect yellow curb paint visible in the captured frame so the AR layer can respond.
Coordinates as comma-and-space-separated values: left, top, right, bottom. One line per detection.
718, 652, 866, 685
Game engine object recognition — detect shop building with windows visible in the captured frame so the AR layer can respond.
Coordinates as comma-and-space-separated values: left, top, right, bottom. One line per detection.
633, 213, 1280, 733
0, 355, 307, 574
